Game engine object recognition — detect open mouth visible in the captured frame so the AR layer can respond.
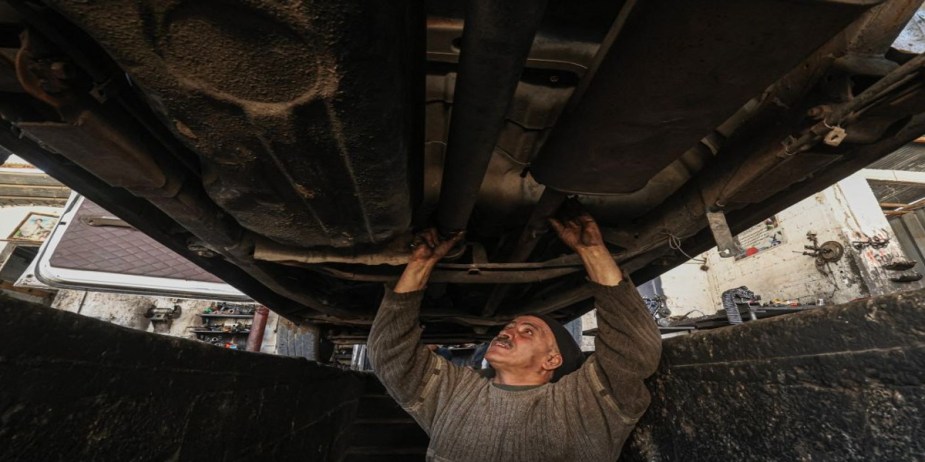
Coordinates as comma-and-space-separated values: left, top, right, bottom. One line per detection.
491, 338, 512, 350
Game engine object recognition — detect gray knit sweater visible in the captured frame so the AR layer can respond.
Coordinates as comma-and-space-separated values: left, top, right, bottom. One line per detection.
367, 281, 662, 462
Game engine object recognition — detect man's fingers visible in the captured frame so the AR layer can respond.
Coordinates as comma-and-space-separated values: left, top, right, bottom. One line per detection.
443, 230, 465, 247
415, 228, 440, 249
581, 229, 594, 247
548, 217, 565, 235
434, 230, 465, 255
408, 228, 464, 262
409, 228, 437, 253
560, 197, 587, 221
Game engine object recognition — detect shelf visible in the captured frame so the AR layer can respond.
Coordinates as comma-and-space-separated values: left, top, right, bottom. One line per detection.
191, 330, 251, 334
197, 313, 254, 318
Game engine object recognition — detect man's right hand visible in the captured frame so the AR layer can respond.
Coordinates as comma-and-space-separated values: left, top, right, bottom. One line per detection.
409, 228, 464, 266
394, 228, 465, 293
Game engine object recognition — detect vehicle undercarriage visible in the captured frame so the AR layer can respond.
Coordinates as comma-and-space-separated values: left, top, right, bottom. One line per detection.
0, 0, 923, 343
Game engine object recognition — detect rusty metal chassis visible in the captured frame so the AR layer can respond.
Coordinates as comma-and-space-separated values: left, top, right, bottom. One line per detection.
0, 0, 924, 339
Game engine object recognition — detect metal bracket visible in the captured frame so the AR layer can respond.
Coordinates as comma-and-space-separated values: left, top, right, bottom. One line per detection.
145, 304, 182, 323
80, 215, 133, 228
851, 234, 890, 250
706, 209, 744, 258
823, 125, 847, 147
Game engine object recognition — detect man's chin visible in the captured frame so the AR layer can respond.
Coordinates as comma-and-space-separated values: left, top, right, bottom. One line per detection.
484, 346, 507, 362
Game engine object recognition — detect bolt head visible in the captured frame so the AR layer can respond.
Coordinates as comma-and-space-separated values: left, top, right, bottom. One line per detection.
188, 243, 216, 258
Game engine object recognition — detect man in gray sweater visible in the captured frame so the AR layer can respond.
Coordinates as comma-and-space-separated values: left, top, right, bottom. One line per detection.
368, 208, 662, 461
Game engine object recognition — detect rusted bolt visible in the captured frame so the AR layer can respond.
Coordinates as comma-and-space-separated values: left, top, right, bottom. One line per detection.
806, 105, 829, 119
188, 243, 216, 258
49, 61, 70, 79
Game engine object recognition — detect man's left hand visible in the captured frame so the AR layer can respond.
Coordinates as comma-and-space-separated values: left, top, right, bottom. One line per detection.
549, 199, 623, 287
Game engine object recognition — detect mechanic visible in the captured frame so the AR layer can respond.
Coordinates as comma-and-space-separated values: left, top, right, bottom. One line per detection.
368, 204, 662, 462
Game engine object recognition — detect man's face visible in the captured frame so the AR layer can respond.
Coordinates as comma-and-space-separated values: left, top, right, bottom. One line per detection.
484, 315, 560, 375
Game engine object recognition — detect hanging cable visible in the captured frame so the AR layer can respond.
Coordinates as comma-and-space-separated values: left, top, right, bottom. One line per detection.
665, 232, 706, 264
677, 309, 706, 320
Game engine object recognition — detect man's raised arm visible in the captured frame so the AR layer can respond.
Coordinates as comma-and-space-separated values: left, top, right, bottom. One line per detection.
549, 203, 662, 420
366, 230, 464, 427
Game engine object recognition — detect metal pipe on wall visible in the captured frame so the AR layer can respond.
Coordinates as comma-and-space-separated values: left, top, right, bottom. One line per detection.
435, 0, 547, 234
246, 306, 270, 352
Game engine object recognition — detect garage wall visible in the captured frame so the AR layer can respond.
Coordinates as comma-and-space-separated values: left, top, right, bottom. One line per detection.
658, 261, 716, 316
890, 209, 925, 276
0, 204, 63, 266
659, 191, 865, 314
52, 289, 283, 354
833, 172, 923, 296
0, 204, 62, 242
658, 171, 924, 314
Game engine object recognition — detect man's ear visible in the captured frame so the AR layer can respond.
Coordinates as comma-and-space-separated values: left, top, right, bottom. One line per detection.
542, 352, 563, 371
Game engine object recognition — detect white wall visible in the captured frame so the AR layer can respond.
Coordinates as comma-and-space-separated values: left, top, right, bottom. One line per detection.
831, 171, 925, 296
660, 260, 717, 316
695, 192, 864, 311
0, 204, 64, 256
659, 171, 924, 314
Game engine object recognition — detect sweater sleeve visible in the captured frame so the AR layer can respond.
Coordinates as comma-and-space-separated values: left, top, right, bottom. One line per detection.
590, 280, 663, 420
366, 286, 460, 433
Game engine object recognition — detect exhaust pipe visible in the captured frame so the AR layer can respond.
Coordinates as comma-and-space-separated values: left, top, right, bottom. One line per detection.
436, 0, 547, 234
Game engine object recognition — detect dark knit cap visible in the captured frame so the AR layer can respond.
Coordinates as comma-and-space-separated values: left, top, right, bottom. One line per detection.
531, 313, 584, 382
